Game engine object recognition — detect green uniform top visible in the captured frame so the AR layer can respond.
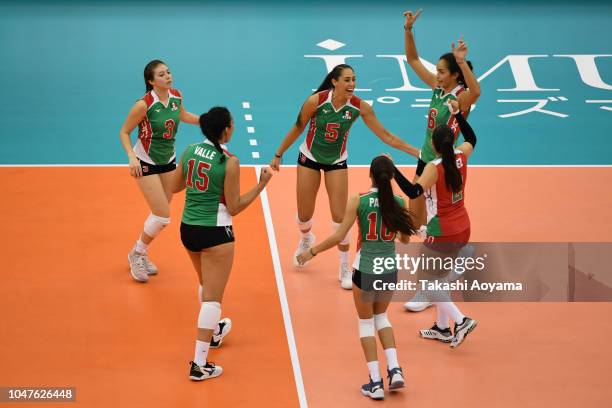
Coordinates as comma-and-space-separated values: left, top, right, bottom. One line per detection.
353, 188, 405, 275
133, 89, 182, 165
180, 140, 233, 227
298, 89, 361, 165
420, 85, 465, 163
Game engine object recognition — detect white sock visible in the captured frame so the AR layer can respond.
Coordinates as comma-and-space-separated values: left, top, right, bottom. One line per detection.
339, 250, 349, 264
435, 304, 450, 330
194, 340, 210, 366
367, 361, 381, 382
436, 302, 465, 325
297, 217, 312, 238
384, 348, 399, 370
135, 239, 148, 254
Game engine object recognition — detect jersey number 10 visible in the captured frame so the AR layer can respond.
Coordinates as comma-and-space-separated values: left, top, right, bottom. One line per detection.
366, 212, 395, 241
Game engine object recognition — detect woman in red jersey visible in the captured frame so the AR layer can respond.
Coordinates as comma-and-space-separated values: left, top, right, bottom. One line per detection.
393, 100, 478, 348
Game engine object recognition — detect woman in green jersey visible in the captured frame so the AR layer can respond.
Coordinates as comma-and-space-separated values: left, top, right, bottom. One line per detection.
173, 107, 272, 381
403, 10, 481, 219
297, 155, 417, 400
119, 60, 200, 283
403, 10, 481, 311
270, 64, 419, 290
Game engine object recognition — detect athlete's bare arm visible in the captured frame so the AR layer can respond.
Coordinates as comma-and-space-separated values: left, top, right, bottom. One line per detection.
360, 102, 420, 158
403, 9, 436, 89
269, 94, 319, 171
452, 36, 481, 112
119, 100, 147, 178
179, 103, 199, 125
225, 157, 272, 215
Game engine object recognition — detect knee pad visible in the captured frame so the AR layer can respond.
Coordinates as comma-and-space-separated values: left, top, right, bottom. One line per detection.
296, 215, 312, 233
374, 313, 392, 331
198, 301, 221, 329
332, 221, 351, 246
143, 213, 170, 238
358, 318, 375, 338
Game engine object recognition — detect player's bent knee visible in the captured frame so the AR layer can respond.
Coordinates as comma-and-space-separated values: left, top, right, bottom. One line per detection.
198, 301, 221, 329
143, 213, 170, 238
374, 313, 392, 331
359, 318, 375, 338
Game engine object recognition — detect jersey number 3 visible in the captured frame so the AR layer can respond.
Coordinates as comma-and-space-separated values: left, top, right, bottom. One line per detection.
163, 119, 175, 139
186, 159, 211, 192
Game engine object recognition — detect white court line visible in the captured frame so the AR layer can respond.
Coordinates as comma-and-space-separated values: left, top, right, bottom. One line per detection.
256, 166, 308, 408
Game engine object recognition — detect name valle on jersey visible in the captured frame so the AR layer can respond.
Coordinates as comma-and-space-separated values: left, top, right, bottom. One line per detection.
194, 146, 217, 161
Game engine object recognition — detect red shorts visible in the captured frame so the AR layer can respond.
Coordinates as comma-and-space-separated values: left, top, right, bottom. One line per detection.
424, 228, 471, 252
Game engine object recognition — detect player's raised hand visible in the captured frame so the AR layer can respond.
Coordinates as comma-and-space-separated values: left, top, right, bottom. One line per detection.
451, 35, 468, 62
403, 9, 423, 30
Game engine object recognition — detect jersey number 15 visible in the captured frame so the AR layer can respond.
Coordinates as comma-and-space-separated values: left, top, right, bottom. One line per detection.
186, 159, 211, 192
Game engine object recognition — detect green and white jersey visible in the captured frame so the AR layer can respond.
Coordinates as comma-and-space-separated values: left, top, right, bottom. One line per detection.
420, 85, 465, 163
180, 139, 233, 227
298, 89, 361, 165
352, 188, 405, 275
133, 88, 182, 165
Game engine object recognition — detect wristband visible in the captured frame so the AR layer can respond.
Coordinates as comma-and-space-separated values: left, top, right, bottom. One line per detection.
309, 247, 317, 257
274, 153, 282, 159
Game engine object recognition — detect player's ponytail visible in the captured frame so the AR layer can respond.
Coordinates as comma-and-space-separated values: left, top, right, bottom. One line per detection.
313, 64, 354, 94
199, 107, 232, 164
143, 59, 166, 93
370, 156, 417, 237
439, 53, 474, 88
432, 124, 462, 193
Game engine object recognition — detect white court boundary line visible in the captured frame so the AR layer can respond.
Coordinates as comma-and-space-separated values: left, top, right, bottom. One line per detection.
256, 165, 308, 408
1, 164, 612, 168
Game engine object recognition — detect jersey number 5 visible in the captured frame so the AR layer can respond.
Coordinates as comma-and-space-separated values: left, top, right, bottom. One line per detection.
325, 123, 340, 142
163, 119, 175, 139
186, 159, 211, 192
366, 212, 394, 241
